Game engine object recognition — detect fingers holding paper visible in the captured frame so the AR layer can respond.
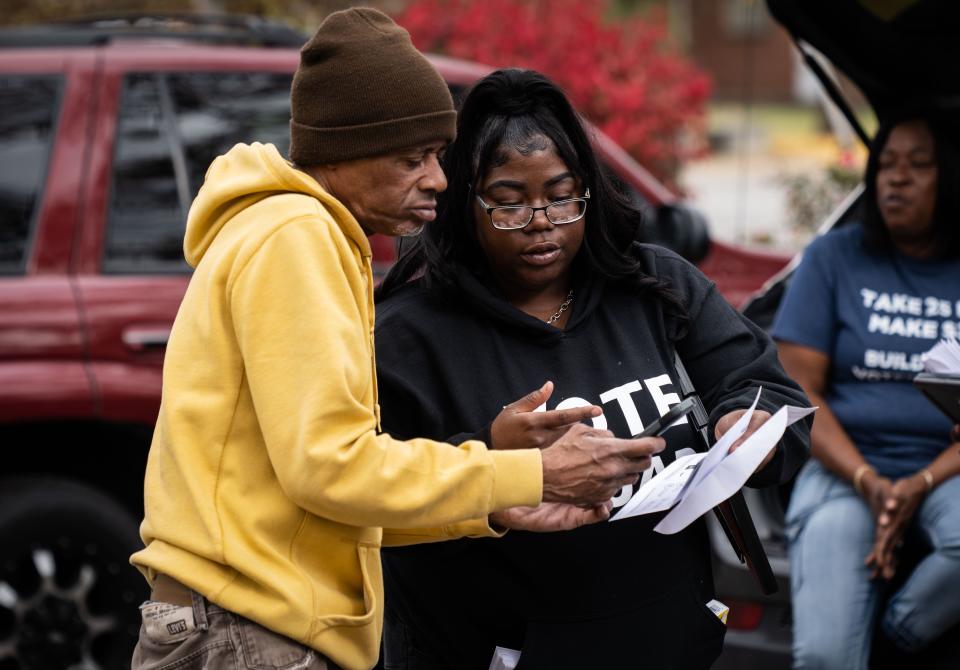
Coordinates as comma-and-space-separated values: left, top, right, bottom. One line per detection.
640, 391, 816, 534
715, 408, 775, 472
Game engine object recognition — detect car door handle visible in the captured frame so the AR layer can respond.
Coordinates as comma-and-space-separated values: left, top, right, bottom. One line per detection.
122, 327, 171, 351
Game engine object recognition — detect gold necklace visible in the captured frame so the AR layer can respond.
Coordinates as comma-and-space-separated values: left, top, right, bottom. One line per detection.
546, 290, 574, 324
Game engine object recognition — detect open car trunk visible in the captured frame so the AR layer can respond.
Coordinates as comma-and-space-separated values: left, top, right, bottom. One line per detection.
768, 0, 960, 129
744, 0, 959, 328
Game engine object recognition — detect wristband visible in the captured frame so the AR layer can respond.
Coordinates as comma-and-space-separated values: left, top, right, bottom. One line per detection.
918, 468, 934, 492
853, 464, 875, 495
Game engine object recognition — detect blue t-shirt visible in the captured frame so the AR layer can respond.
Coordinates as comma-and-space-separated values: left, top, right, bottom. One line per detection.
772, 224, 960, 479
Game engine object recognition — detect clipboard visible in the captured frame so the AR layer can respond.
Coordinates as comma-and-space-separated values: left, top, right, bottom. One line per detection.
913, 372, 960, 423
672, 352, 779, 595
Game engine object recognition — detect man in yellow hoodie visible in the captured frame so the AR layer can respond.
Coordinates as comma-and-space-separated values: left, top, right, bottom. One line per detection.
130, 8, 665, 670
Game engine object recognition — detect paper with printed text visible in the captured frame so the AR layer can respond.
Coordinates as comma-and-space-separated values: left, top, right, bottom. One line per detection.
610, 389, 815, 534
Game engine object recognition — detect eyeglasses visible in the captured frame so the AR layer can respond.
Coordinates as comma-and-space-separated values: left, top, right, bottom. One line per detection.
475, 189, 590, 230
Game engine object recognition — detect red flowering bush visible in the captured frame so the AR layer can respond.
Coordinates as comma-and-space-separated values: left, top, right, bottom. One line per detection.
396, 0, 711, 183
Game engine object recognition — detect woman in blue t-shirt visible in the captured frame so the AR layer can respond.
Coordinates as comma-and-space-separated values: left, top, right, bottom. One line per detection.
773, 113, 960, 669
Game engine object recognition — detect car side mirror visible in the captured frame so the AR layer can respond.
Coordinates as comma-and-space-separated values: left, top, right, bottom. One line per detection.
649, 203, 712, 264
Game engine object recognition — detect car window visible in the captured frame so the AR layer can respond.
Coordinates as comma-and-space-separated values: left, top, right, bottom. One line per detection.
103, 71, 293, 274
168, 72, 292, 196
104, 73, 187, 274
0, 75, 61, 274
99, 74, 653, 274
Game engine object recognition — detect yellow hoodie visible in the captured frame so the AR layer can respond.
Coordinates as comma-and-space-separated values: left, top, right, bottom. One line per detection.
131, 143, 543, 670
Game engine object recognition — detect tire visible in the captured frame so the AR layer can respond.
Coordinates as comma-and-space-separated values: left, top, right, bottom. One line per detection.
0, 477, 148, 670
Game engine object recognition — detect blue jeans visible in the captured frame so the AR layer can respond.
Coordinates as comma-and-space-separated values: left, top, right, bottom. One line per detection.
786, 460, 960, 670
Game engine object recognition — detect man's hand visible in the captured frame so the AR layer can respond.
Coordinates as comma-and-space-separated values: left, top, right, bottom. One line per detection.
865, 474, 928, 579
491, 381, 602, 451
540, 422, 665, 506
714, 408, 774, 471
490, 501, 613, 532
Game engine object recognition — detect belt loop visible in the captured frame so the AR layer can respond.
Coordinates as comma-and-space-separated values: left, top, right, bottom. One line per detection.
191, 590, 209, 631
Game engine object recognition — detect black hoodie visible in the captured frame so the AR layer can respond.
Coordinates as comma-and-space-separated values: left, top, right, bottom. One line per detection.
375, 244, 809, 670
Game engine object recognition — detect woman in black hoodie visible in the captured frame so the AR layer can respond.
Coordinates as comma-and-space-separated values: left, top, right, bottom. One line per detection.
374, 69, 809, 670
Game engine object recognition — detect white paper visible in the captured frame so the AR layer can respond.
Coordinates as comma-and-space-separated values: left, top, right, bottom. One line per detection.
923, 337, 960, 374
611, 389, 760, 522
489, 646, 521, 670
686, 388, 762, 492
654, 404, 815, 534
609, 388, 815, 533
610, 452, 705, 520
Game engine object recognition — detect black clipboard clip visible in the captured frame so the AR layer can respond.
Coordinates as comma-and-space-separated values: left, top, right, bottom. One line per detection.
673, 352, 779, 595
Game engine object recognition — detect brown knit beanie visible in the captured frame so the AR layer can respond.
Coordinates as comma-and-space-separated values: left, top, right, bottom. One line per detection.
289, 7, 456, 164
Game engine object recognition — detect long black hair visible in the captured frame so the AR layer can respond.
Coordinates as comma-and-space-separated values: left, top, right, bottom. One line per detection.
378, 68, 687, 326
862, 110, 960, 258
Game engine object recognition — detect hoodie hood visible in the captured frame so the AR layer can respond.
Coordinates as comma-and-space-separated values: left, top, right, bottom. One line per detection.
183, 142, 369, 267
449, 260, 605, 341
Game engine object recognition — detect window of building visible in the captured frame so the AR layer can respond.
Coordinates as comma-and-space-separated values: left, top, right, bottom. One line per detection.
724, 0, 770, 38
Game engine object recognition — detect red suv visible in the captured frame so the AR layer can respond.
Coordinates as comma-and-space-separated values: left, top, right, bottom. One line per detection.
0, 15, 790, 670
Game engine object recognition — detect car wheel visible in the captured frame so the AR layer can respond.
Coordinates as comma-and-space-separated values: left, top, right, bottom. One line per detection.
0, 477, 147, 670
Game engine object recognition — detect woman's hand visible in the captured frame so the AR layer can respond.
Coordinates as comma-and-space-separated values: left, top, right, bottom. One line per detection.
866, 525, 901, 580
490, 501, 613, 532
858, 471, 897, 578
859, 471, 894, 519
714, 408, 774, 472
865, 474, 928, 579
491, 381, 602, 450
